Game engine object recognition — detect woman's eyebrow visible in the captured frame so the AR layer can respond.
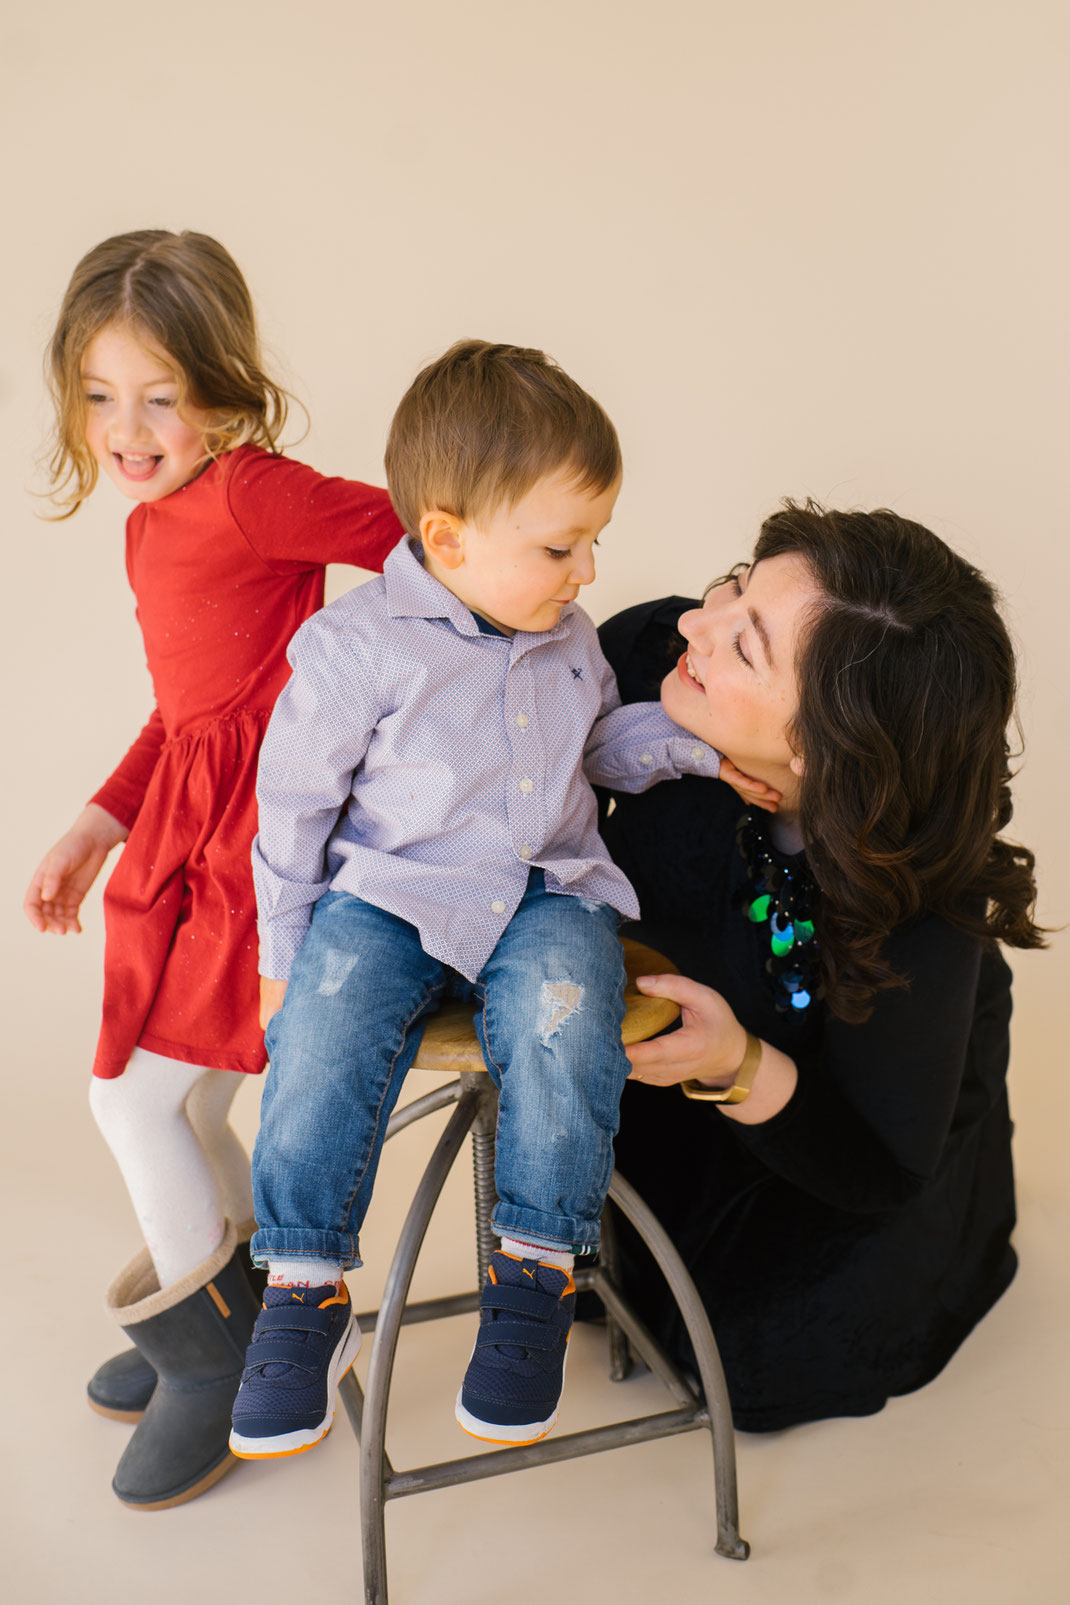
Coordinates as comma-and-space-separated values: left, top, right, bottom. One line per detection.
747, 606, 774, 668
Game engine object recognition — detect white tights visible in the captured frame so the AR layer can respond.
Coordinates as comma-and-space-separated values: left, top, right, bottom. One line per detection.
89, 1047, 255, 1290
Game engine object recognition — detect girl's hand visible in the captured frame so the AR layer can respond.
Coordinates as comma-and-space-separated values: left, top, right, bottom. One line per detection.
260, 976, 288, 1030
718, 756, 781, 814
626, 972, 748, 1088
24, 804, 128, 934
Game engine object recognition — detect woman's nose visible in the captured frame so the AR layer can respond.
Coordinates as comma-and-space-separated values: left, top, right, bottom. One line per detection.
678, 607, 705, 644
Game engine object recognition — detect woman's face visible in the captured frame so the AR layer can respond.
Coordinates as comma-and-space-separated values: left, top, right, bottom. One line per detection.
659, 551, 823, 798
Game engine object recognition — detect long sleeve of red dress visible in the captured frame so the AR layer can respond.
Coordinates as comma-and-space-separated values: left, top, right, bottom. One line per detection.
87, 450, 401, 829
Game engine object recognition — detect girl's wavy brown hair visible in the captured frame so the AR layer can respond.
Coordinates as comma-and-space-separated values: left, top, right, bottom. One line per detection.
753, 499, 1043, 1022
45, 230, 292, 516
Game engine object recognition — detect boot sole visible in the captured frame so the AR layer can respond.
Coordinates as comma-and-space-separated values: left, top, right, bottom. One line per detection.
115, 1451, 238, 1511
88, 1397, 145, 1424
229, 1316, 362, 1460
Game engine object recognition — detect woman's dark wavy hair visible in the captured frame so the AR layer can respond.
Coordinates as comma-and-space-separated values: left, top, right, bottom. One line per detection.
753, 499, 1043, 1023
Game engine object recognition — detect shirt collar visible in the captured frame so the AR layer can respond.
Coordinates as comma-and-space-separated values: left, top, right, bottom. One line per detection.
382, 534, 575, 646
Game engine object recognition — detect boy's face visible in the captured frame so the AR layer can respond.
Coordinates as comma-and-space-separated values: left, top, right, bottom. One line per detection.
422, 467, 620, 635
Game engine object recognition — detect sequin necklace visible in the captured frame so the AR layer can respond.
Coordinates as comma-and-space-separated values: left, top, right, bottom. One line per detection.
735, 810, 823, 1015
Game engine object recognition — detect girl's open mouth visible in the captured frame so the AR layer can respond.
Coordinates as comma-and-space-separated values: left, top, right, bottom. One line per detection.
115, 453, 162, 481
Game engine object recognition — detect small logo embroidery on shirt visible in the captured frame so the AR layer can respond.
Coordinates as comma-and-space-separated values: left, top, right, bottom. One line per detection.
571, 667, 583, 680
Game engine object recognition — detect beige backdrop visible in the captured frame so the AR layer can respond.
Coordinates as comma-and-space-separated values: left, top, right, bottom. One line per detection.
2, 3, 1067, 1601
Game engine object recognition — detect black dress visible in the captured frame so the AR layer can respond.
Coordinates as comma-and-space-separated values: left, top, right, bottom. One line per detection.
598, 598, 1018, 1432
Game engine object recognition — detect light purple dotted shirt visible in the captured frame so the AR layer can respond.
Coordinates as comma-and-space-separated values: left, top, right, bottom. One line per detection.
254, 536, 721, 982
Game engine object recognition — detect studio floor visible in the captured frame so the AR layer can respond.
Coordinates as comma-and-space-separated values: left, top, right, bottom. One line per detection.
7, 1035, 1067, 1605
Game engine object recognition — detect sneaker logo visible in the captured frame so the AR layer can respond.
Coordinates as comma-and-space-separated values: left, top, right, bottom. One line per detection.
522, 1267, 535, 1280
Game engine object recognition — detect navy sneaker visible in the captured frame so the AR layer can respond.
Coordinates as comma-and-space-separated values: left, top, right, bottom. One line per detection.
455, 1251, 576, 1444
228, 1282, 361, 1459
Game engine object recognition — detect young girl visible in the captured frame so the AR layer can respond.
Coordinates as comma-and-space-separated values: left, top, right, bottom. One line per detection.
23, 230, 403, 1510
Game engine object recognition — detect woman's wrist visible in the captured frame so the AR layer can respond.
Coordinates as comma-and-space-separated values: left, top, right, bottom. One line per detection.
691, 1018, 749, 1090
682, 1028, 762, 1103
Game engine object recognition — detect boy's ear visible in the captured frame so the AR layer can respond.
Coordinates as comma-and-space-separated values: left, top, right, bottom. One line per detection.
420, 509, 465, 569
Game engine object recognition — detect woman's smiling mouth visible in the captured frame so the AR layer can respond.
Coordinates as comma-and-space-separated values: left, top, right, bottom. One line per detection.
677, 649, 705, 690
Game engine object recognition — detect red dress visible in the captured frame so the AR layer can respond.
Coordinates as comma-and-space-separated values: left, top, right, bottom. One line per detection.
88, 445, 403, 1079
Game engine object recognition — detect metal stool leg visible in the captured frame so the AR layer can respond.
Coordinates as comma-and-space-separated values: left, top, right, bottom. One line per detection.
470, 1083, 499, 1284
359, 1077, 487, 1605
597, 1197, 634, 1382
608, 1170, 749, 1560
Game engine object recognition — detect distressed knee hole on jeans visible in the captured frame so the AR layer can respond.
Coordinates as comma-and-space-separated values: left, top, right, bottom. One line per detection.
317, 949, 359, 997
538, 979, 584, 1045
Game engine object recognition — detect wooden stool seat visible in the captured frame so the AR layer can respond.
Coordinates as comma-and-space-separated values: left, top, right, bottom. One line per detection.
342, 935, 748, 1602
412, 938, 681, 1071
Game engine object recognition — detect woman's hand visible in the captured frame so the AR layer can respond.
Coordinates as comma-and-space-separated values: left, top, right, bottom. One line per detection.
626, 972, 748, 1088
260, 976, 288, 1030
718, 757, 781, 814
23, 804, 129, 934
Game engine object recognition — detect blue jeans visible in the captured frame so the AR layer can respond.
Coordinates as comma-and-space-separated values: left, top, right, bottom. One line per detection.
250, 871, 628, 1268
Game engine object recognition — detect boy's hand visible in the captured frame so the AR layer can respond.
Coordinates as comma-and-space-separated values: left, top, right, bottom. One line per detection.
24, 804, 128, 934
718, 757, 781, 814
259, 976, 289, 1030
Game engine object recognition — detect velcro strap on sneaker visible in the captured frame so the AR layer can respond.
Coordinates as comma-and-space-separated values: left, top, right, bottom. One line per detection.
245, 1338, 319, 1372
254, 1304, 335, 1336
481, 1284, 559, 1321
475, 1319, 561, 1352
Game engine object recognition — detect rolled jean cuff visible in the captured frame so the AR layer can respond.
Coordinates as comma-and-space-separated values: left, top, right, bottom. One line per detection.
491, 1205, 601, 1255
250, 1226, 363, 1271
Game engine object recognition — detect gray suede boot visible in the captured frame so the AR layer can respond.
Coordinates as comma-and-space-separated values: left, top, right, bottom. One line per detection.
107, 1221, 260, 1509
88, 1225, 266, 1423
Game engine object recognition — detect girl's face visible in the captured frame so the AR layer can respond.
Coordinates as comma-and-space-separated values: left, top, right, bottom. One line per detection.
659, 552, 823, 800
80, 323, 210, 503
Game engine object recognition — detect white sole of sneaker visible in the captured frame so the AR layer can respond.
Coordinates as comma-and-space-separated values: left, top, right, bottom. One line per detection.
228, 1314, 362, 1460
453, 1344, 569, 1446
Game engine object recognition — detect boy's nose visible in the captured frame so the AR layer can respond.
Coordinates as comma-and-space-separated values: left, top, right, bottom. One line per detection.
570, 553, 596, 586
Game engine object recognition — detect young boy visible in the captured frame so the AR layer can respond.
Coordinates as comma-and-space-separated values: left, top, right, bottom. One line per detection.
229, 340, 720, 1459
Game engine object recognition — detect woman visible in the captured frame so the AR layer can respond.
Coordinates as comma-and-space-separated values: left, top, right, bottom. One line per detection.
598, 500, 1042, 1431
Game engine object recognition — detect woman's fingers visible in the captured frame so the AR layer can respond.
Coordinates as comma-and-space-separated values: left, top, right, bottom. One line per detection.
635, 972, 718, 1015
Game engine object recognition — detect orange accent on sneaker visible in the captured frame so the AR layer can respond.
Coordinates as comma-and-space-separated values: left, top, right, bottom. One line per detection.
319, 1284, 349, 1310
205, 1282, 231, 1318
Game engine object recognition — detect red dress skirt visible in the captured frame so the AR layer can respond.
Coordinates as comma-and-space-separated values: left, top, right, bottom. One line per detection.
89, 446, 402, 1078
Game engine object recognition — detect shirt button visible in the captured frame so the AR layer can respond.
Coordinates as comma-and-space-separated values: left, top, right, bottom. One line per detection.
690, 744, 705, 761
515, 713, 529, 728
519, 845, 532, 860
491, 900, 506, 914
639, 753, 653, 767
518, 777, 533, 793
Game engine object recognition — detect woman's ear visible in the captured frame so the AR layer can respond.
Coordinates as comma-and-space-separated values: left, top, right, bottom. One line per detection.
419, 509, 465, 569
789, 753, 805, 778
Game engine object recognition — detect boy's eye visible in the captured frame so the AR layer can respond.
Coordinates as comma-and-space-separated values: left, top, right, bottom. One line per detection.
150, 396, 177, 408
84, 391, 108, 405
546, 547, 571, 559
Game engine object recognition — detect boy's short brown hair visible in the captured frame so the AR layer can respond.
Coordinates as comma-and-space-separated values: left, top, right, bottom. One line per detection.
384, 339, 621, 536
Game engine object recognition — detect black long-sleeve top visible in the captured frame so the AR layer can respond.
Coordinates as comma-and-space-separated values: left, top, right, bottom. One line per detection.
598, 599, 1018, 1429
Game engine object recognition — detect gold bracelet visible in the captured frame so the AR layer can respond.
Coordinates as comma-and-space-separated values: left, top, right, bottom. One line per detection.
680, 1030, 762, 1105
